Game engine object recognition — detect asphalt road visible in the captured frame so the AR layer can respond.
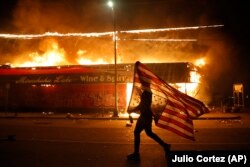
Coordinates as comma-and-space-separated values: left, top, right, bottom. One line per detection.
1, 115, 250, 167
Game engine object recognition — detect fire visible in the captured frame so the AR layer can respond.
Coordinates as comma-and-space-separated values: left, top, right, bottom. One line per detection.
126, 83, 133, 107
0, 25, 223, 39
0, 32, 113, 39
120, 25, 223, 34
190, 69, 201, 83
195, 58, 206, 67
13, 39, 110, 67
172, 83, 199, 97
76, 50, 109, 65
11, 37, 204, 99
77, 58, 108, 65
6, 27, 207, 101
170, 66, 202, 97
13, 39, 69, 67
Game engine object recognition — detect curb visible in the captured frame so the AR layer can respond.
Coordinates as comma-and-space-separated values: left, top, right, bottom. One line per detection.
0, 112, 241, 120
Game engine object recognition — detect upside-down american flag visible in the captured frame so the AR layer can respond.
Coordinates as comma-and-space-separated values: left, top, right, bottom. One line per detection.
127, 61, 209, 140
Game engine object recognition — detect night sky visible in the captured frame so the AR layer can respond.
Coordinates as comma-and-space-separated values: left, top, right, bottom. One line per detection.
0, 0, 249, 104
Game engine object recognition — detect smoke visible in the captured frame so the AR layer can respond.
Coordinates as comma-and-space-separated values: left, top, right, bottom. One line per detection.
0, 0, 239, 105
12, 0, 77, 33
0, 0, 231, 66
11, 0, 113, 33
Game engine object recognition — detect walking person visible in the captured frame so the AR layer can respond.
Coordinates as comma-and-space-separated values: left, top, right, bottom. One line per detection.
127, 90, 170, 161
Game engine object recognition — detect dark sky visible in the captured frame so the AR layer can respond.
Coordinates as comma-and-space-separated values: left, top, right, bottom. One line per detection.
0, 0, 249, 100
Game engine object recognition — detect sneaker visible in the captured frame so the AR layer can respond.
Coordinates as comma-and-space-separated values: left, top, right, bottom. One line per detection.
127, 153, 140, 161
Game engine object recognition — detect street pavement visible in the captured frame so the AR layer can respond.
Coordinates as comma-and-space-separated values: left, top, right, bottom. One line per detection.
0, 111, 250, 167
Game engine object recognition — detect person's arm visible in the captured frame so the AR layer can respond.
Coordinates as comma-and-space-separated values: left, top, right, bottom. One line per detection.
126, 105, 140, 125
127, 105, 139, 113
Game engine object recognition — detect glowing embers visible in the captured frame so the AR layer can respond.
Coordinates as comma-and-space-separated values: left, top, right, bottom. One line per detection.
32, 84, 55, 88
0, 32, 113, 39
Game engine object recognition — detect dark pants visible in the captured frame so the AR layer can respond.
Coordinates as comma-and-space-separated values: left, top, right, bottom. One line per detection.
134, 116, 166, 154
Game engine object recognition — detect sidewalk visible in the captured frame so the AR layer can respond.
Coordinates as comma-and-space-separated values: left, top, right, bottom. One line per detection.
198, 112, 241, 119
0, 110, 242, 120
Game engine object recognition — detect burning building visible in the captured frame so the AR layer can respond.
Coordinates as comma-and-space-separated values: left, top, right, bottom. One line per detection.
0, 62, 201, 114
0, 25, 217, 114
0, 23, 224, 114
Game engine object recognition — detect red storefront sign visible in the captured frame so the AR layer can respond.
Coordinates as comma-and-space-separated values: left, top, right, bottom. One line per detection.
0, 66, 129, 112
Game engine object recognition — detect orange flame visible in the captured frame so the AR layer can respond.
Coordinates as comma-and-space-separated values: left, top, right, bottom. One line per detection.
76, 49, 109, 65
13, 39, 69, 67
195, 58, 206, 67
9, 36, 205, 99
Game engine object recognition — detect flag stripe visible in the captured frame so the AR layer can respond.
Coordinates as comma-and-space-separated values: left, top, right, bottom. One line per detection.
134, 73, 204, 118
135, 70, 207, 116
159, 114, 193, 132
128, 61, 208, 140
164, 105, 191, 120
157, 119, 193, 137
157, 121, 194, 140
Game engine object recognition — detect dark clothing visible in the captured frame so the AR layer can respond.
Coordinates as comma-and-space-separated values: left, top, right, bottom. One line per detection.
134, 115, 167, 153
138, 103, 153, 119
129, 91, 167, 154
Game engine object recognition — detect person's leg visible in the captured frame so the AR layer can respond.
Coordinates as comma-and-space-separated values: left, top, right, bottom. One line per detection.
134, 119, 144, 154
127, 117, 144, 160
145, 124, 166, 146
144, 121, 171, 152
